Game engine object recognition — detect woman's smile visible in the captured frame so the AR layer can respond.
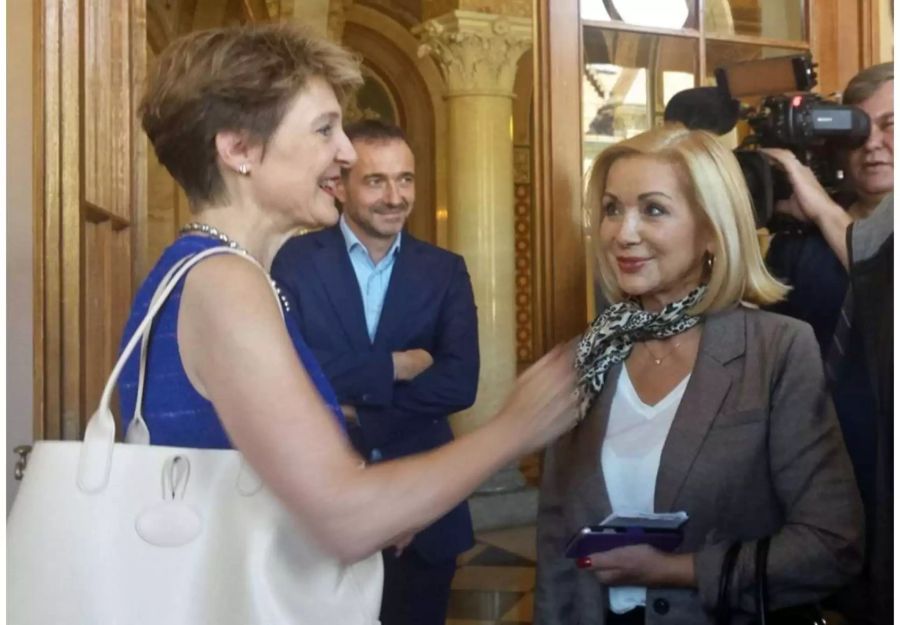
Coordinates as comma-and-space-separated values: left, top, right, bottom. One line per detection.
615, 256, 651, 274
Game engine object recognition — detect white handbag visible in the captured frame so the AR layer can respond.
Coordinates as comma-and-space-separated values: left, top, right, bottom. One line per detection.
7, 247, 383, 625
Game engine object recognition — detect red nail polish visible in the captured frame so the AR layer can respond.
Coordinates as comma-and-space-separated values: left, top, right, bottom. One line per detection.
576, 556, 592, 569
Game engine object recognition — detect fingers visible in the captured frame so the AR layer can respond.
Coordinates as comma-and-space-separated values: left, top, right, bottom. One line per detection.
528, 342, 571, 372
575, 549, 624, 571
591, 548, 628, 569
759, 147, 796, 168
759, 148, 809, 182
541, 394, 579, 441
577, 554, 627, 585
502, 340, 579, 449
575, 545, 657, 586
595, 569, 631, 585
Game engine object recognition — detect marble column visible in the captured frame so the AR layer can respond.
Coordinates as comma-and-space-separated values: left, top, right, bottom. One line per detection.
416, 12, 531, 439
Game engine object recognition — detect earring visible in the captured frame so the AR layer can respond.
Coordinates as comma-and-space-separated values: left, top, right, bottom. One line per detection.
238, 163, 250, 176
705, 253, 715, 271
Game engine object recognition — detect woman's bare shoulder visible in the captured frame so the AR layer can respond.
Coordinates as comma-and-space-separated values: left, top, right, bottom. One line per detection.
181, 253, 282, 322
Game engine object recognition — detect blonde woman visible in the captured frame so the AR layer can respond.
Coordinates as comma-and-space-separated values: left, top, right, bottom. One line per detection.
534, 126, 863, 625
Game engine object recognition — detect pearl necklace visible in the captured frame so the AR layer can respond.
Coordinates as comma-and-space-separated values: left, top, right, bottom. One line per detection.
179, 222, 291, 312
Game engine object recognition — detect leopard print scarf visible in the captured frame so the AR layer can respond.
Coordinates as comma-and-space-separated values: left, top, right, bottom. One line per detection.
575, 285, 707, 420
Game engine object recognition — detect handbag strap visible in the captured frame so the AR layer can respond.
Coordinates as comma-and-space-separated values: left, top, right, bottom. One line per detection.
125, 254, 194, 444
125, 250, 285, 444
755, 537, 771, 625
77, 246, 282, 493
718, 538, 778, 625
717, 541, 743, 625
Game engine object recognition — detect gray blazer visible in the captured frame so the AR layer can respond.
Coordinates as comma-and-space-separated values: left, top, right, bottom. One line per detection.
534, 306, 864, 625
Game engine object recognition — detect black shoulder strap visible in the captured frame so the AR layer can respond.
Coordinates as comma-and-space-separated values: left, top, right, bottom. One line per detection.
717, 541, 743, 625
755, 537, 771, 625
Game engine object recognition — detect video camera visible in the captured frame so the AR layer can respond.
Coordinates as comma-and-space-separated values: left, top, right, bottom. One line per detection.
664, 54, 871, 228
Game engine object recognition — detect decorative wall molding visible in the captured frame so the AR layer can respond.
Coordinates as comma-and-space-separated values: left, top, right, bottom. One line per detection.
327, 0, 354, 40
513, 143, 532, 363
513, 144, 530, 184
514, 179, 533, 363
423, 0, 531, 20
356, 0, 421, 28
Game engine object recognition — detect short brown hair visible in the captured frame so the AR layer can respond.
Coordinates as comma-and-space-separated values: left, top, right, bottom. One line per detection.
344, 119, 408, 144
140, 23, 362, 207
842, 62, 893, 107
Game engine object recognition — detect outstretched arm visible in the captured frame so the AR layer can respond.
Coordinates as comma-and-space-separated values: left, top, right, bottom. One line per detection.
178, 254, 579, 563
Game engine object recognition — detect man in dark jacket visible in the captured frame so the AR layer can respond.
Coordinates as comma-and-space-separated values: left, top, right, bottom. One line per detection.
272, 119, 479, 625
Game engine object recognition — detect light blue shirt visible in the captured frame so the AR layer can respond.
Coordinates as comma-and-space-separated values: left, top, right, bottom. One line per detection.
339, 215, 402, 342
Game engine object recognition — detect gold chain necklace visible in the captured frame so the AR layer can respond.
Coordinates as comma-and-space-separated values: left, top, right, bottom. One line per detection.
179, 222, 291, 312
641, 339, 682, 366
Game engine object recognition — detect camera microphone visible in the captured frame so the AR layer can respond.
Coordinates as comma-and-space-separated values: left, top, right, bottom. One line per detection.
663, 86, 740, 135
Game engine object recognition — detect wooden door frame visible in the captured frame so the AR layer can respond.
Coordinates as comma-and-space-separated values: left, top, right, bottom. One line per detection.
33, 0, 82, 441
532, 0, 587, 351
33, 0, 149, 441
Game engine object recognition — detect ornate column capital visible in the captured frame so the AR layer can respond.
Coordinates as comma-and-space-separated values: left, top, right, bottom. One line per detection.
422, 0, 532, 20
415, 11, 532, 97
327, 0, 354, 41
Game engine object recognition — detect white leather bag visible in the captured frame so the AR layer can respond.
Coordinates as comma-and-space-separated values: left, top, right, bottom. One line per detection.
7, 247, 383, 625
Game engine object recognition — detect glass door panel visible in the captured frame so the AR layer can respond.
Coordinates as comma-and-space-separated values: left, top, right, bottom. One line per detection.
581, 0, 699, 30
704, 0, 807, 41
582, 27, 698, 171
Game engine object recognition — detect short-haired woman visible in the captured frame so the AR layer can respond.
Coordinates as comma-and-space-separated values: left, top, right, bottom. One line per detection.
534, 125, 863, 624
118, 23, 578, 620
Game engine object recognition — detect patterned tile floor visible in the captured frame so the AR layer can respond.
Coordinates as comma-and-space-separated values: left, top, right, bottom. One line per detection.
446, 525, 537, 625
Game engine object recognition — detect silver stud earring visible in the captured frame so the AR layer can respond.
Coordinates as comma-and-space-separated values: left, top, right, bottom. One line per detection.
238, 163, 250, 176
705, 253, 715, 271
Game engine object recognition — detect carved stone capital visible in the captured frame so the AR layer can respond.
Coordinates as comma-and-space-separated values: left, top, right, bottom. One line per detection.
415, 11, 532, 97
327, 0, 354, 40
423, 0, 532, 20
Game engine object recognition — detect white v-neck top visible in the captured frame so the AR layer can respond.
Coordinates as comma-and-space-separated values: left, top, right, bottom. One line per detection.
601, 364, 690, 614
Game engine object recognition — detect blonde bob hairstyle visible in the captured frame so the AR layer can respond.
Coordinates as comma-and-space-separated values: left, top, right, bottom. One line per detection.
586, 125, 788, 315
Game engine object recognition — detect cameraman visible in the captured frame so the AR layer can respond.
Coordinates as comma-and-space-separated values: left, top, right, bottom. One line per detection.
762, 62, 892, 625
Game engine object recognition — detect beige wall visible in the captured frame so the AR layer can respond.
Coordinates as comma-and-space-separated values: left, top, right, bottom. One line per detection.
7, 0, 34, 511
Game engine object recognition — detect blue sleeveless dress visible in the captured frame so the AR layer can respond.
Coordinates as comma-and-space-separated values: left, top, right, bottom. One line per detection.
117, 235, 346, 448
